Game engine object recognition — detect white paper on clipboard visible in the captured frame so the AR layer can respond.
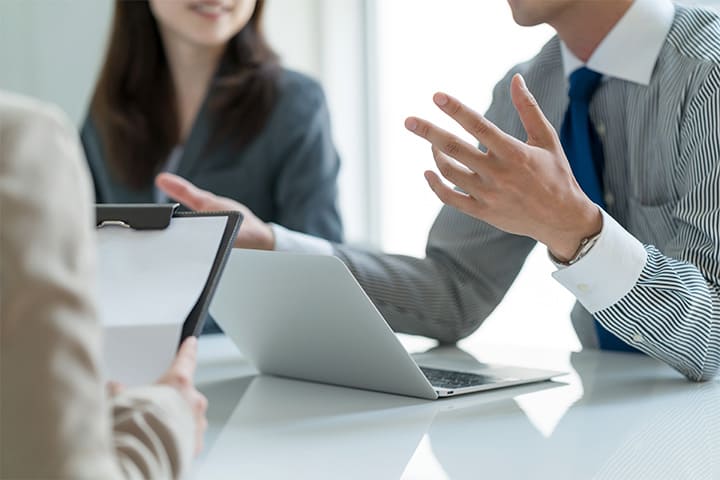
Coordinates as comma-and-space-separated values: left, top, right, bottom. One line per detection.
96, 216, 226, 385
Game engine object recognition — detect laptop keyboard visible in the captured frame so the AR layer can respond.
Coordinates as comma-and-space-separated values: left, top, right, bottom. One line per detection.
419, 366, 501, 390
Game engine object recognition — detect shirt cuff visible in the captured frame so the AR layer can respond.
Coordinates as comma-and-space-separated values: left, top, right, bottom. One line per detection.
270, 223, 334, 256
551, 209, 648, 313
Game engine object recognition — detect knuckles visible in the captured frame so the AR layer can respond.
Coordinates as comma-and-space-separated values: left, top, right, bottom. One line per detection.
171, 372, 192, 389
416, 122, 430, 138
470, 118, 490, 138
521, 94, 539, 109
443, 141, 461, 157
195, 393, 208, 413
438, 162, 454, 180
447, 99, 462, 116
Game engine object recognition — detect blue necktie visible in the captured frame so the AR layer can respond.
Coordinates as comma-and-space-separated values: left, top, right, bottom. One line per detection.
559, 67, 639, 353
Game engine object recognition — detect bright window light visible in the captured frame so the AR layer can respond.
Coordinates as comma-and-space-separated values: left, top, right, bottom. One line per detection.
371, 1, 581, 350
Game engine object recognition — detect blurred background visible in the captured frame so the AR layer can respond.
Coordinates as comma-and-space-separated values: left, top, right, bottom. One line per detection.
2, 0, 717, 352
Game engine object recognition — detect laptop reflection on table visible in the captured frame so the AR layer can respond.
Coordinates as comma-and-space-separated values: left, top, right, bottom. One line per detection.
193, 375, 438, 480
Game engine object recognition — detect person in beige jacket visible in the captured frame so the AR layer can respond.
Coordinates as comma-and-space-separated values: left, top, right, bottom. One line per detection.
0, 91, 207, 479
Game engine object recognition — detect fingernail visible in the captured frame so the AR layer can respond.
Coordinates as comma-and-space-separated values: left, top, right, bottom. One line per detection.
434, 93, 449, 106
405, 118, 418, 131
517, 74, 528, 90
424, 171, 436, 186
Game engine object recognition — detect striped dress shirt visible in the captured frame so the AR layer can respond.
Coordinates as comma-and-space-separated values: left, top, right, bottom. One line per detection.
332, 3, 720, 381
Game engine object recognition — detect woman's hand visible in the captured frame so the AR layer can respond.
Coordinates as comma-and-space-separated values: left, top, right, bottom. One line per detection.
155, 173, 275, 250
156, 336, 208, 456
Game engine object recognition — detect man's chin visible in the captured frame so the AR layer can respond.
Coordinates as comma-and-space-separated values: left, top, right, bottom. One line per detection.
506, 0, 562, 27
509, 10, 545, 28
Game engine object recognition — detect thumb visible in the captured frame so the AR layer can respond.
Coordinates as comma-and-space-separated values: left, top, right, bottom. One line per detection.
170, 336, 198, 382
510, 74, 555, 147
107, 381, 126, 397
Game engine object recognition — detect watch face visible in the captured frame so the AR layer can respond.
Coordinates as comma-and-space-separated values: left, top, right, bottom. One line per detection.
570, 233, 602, 265
548, 230, 601, 266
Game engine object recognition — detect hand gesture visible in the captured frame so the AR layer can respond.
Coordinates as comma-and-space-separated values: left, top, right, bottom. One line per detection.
155, 173, 275, 250
405, 74, 602, 261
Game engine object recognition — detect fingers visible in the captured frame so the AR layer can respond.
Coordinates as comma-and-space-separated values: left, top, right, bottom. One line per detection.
192, 390, 208, 427
424, 170, 477, 214
195, 420, 207, 456
405, 117, 486, 172
107, 381, 125, 397
154, 335, 207, 457
168, 336, 198, 385
194, 396, 208, 456
194, 391, 208, 414
510, 74, 556, 147
430, 92, 522, 158
190, 388, 208, 457
155, 173, 216, 211
431, 146, 481, 195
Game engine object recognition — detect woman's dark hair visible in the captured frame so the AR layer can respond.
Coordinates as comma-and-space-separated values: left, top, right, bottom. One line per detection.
90, 0, 280, 189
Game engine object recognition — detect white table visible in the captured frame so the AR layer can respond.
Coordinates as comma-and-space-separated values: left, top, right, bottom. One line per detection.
192, 335, 720, 480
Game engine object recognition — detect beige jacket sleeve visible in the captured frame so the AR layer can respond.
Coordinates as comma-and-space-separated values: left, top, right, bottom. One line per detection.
0, 93, 194, 479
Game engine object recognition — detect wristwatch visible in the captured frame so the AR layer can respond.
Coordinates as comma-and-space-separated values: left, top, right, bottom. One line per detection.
549, 230, 602, 267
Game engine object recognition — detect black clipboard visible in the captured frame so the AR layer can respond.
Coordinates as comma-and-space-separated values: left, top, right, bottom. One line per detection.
96, 203, 242, 341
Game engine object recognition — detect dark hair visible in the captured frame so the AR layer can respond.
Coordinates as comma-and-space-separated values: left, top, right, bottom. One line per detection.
90, 0, 280, 189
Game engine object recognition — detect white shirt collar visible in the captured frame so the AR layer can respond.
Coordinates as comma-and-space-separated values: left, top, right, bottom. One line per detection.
560, 0, 675, 85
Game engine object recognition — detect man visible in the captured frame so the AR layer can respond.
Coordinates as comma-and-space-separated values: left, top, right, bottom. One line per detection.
157, 0, 720, 381
0, 92, 207, 478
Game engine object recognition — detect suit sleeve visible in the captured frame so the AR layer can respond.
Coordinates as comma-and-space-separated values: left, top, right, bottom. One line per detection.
0, 99, 194, 479
334, 72, 536, 343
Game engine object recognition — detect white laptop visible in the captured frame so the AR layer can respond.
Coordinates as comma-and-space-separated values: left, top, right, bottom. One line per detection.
210, 250, 562, 400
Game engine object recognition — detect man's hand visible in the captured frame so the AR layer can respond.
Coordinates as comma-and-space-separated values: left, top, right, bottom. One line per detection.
405, 74, 602, 262
155, 173, 275, 250
156, 336, 208, 456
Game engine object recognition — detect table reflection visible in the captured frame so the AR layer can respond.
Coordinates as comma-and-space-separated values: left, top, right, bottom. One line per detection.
194, 337, 719, 480
415, 349, 719, 479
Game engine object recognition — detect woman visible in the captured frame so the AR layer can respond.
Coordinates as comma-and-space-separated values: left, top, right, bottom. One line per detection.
82, 0, 343, 243
1, 91, 206, 479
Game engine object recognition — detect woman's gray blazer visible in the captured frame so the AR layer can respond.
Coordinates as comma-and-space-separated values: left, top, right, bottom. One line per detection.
81, 69, 343, 243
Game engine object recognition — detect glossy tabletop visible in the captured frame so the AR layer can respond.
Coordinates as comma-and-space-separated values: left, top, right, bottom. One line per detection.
192, 334, 720, 479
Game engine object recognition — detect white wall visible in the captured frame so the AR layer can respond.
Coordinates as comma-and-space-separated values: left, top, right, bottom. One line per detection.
0, 0, 113, 124
265, 0, 322, 77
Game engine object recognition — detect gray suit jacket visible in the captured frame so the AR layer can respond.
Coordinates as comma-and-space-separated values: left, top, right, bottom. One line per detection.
82, 69, 343, 242
335, 6, 720, 381
0, 92, 194, 479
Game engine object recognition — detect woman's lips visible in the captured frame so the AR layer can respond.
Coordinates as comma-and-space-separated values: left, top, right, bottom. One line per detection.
188, 1, 232, 20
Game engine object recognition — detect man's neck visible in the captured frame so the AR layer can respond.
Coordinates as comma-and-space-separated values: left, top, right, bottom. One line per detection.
551, 0, 634, 62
